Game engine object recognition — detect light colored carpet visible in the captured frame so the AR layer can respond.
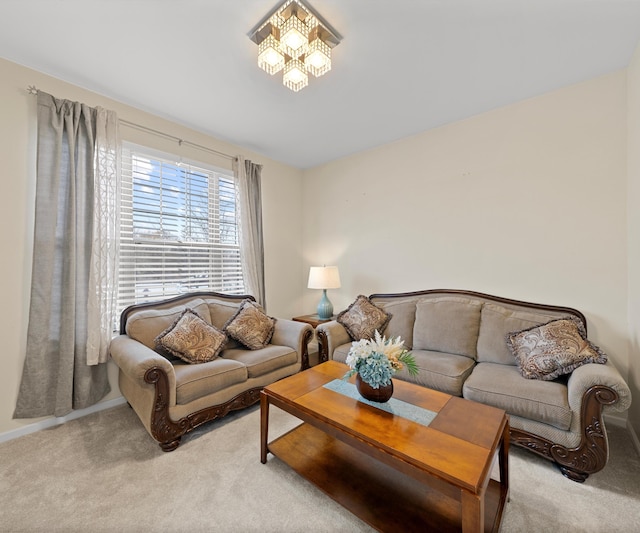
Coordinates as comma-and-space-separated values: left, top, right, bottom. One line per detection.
0, 403, 639, 532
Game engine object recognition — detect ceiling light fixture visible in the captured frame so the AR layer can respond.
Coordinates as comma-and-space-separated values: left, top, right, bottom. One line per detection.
248, 0, 341, 92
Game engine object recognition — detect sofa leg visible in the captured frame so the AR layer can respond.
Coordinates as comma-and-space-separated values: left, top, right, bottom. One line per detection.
159, 438, 182, 452
559, 465, 589, 483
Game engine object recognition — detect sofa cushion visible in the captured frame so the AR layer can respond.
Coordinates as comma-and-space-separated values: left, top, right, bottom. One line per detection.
477, 304, 557, 365
398, 349, 476, 396
333, 342, 474, 396
222, 345, 298, 378
205, 298, 242, 329
507, 316, 608, 380
375, 299, 416, 349
413, 297, 482, 359
463, 362, 572, 431
337, 295, 392, 341
125, 299, 211, 350
224, 299, 276, 350
155, 309, 227, 364
173, 358, 248, 404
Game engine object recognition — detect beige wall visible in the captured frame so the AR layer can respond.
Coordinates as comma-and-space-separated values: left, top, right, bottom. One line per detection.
627, 39, 640, 440
302, 71, 630, 390
0, 57, 304, 434
1, 55, 636, 437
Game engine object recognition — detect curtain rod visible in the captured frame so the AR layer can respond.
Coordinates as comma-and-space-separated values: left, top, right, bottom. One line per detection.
119, 120, 236, 161
27, 85, 236, 162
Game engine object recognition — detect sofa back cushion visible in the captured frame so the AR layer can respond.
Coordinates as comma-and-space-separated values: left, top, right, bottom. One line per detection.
476, 304, 558, 365
375, 299, 417, 349
204, 298, 246, 349
412, 297, 482, 359
125, 298, 211, 350
204, 298, 243, 330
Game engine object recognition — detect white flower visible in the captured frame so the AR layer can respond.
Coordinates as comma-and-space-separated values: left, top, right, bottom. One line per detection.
343, 330, 418, 384
345, 330, 408, 370
345, 338, 374, 367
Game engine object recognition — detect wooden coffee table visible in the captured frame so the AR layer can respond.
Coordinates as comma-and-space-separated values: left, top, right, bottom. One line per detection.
260, 361, 509, 533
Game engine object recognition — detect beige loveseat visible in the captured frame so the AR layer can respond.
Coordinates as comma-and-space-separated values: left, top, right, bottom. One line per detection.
316, 289, 632, 482
110, 292, 313, 451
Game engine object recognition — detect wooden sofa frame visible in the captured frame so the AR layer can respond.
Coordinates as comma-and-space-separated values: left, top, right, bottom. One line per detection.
117, 292, 312, 452
317, 289, 622, 482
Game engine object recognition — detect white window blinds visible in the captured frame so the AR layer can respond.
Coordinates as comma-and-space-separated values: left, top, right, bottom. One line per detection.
118, 144, 244, 311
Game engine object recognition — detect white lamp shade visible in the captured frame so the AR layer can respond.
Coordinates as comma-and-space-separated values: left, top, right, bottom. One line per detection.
308, 266, 341, 289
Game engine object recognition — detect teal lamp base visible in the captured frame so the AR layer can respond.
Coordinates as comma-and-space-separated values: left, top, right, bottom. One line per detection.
316, 289, 334, 320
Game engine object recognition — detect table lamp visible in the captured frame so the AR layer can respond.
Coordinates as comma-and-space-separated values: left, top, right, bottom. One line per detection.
308, 266, 341, 319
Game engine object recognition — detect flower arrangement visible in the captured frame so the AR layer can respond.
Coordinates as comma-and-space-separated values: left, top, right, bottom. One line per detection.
344, 330, 418, 389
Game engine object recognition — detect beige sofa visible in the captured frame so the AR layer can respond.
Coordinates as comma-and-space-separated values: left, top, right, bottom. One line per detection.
316, 289, 632, 482
110, 292, 313, 451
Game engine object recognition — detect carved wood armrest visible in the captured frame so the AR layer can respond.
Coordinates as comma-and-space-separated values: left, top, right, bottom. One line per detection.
510, 385, 619, 482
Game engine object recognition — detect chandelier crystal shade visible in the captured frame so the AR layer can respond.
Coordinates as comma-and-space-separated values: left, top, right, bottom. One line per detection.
280, 15, 309, 59
258, 34, 285, 75
249, 0, 341, 92
305, 34, 331, 77
282, 58, 309, 92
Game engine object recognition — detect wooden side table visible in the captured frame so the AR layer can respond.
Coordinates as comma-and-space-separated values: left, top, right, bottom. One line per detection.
292, 314, 336, 368
292, 314, 335, 328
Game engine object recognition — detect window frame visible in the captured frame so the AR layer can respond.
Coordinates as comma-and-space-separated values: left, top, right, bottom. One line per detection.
117, 142, 244, 313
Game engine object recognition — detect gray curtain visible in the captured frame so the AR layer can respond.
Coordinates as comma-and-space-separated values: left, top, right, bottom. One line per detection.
14, 92, 112, 418
234, 157, 266, 308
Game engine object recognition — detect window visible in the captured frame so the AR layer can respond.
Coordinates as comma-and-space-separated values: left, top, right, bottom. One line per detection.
117, 144, 244, 311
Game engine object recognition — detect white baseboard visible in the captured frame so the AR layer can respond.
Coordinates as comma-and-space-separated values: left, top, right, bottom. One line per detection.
0, 396, 127, 445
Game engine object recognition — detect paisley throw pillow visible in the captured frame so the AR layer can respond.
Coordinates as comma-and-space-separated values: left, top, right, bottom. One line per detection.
155, 308, 227, 364
337, 295, 391, 341
224, 299, 276, 350
507, 316, 607, 380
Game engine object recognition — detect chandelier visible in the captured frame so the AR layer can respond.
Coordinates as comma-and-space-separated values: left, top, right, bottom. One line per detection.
248, 0, 342, 92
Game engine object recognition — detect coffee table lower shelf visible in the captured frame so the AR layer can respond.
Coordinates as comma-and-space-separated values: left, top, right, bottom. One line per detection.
268, 422, 505, 533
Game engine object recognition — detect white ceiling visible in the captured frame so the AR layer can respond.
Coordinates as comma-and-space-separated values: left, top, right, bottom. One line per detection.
1, 0, 640, 169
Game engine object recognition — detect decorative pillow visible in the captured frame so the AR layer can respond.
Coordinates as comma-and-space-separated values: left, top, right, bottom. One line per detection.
155, 308, 227, 364
125, 298, 211, 350
223, 299, 276, 350
507, 316, 607, 380
336, 295, 391, 341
